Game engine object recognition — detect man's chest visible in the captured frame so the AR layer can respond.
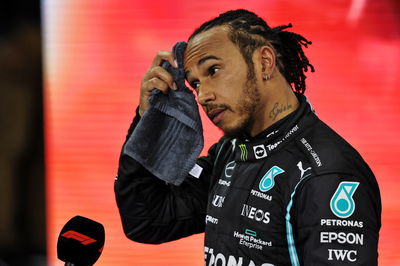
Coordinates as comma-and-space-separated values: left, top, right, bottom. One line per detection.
204, 151, 312, 265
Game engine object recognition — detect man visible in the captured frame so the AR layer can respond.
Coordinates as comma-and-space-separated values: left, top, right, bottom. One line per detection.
115, 9, 381, 265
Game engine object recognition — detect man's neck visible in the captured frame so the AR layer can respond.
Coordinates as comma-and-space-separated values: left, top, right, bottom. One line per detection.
248, 81, 299, 137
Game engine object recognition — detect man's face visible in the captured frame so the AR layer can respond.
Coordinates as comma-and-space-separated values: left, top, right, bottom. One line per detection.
184, 26, 261, 138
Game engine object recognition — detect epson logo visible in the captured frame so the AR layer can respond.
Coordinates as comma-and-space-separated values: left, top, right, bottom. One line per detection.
320, 232, 364, 245
253, 145, 267, 159
241, 204, 270, 224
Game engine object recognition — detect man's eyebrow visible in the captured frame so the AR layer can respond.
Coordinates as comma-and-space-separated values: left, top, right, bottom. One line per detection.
198, 55, 221, 66
185, 55, 221, 80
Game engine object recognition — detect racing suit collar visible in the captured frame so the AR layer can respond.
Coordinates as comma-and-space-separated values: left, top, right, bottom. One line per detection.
234, 93, 316, 162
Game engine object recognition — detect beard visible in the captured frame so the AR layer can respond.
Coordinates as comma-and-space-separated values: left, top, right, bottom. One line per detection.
222, 77, 261, 139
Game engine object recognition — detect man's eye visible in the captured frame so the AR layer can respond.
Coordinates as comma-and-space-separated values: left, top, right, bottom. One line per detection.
191, 81, 200, 90
208, 66, 220, 76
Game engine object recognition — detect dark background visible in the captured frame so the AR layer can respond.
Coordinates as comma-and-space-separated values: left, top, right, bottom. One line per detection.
0, 1, 45, 265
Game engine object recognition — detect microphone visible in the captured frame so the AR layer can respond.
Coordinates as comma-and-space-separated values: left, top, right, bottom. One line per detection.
57, 216, 105, 266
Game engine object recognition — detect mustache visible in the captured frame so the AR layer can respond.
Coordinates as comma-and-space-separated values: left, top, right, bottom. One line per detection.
204, 104, 232, 114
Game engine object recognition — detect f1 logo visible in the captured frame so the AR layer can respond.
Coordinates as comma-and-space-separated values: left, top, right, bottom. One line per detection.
253, 145, 267, 159
61, 230, 97, 245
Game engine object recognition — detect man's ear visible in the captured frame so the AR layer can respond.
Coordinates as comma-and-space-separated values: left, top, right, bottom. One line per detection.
259, 45, 276, 79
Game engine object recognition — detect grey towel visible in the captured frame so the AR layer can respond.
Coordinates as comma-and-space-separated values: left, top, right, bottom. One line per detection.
123, 41, 204, 185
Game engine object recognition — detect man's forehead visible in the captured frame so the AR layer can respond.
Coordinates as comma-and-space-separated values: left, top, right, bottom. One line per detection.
184, 26, 231, 70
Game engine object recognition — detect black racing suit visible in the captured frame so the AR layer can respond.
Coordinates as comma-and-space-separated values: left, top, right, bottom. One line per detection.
115, 94, 381, 265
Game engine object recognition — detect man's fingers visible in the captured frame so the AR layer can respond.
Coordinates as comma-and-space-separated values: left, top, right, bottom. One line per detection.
139, 50, 178, 116
145, 77, 170, 94
143, 66, 175, 90
151, 50, 178, 68
139, 77, 170, 116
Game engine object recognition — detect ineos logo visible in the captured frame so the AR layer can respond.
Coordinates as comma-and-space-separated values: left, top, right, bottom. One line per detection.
224, 161, 236, 178
253, 145, 267, 159
241, 204, 270, 224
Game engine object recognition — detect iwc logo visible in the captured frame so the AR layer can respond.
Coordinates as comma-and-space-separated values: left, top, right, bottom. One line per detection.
330, 181, 359, 218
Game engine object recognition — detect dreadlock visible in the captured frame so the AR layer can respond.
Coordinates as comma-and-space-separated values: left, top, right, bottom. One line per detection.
189, 9, 315, 94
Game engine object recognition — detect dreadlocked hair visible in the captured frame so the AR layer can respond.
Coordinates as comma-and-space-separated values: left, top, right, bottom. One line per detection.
189, 9, 315, 94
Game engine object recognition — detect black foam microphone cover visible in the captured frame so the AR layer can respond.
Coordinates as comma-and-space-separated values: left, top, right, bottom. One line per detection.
57, 216, 105, 265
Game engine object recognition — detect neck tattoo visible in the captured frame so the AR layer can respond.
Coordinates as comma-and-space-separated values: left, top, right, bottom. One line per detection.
269, 102, 293, 121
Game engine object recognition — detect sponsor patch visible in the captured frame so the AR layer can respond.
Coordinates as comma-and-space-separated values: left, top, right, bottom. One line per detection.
224, 161, 236, 178
300, 138, 322, 167
297, 161, 311, 178
320, 218, 363, 228
250, 189, 272, 201
204, 246, 275, 266
233, 229, 272, 250
241, 204, 270, 224
330, 181, 359, 218
239, 144, 248, 161
253, 145, 267, 159
218, 179, 231, 187
328, 249, 357, 262
259, 166, 284, 192
320, 232, 364, 245
205, 215, 218, 225
212, 195, 225, 208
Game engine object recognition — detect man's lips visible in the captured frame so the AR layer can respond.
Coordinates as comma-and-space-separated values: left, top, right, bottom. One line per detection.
208, 108, 226, 124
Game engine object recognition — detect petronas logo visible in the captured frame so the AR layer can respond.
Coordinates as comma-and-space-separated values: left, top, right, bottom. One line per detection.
259, 166, 285, 192
239, 144, 248, 161
330, 182, 359, 218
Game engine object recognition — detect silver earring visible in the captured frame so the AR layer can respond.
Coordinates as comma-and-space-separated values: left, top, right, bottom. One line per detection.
264, 74, 270, 80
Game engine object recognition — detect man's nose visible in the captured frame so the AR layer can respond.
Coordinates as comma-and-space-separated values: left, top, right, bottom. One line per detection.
197, 84, 216, 106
